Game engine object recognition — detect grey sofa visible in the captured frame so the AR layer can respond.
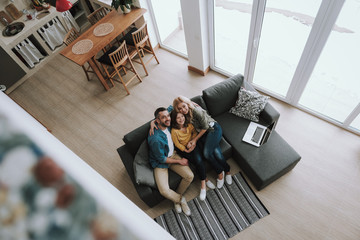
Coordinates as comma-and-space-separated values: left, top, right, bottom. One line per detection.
117, 74, 301, 207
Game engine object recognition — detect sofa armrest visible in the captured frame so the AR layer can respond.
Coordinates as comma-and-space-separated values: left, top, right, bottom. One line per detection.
242, 80, 280, 127
117, 145, 165, 207
260, 103, 280, 127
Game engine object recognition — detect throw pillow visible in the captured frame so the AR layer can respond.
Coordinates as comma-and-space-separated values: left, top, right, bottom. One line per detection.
133, 140, 157, 189
229, 88, 270, 122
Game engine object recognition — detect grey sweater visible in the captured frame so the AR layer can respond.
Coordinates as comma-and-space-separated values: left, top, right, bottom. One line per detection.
191, 106, 215, 132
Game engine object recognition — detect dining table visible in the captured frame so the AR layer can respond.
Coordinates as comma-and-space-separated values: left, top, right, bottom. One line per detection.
60, 8, 147, 90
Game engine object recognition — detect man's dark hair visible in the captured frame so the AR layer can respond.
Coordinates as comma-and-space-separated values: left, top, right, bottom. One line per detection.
154, 107, 167, 119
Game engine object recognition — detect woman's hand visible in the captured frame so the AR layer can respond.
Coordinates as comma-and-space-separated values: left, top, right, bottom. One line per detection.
192, 101, 199, 107
187, 139, 196, 150
185, 144, 195, 153
149, 120, 157, 136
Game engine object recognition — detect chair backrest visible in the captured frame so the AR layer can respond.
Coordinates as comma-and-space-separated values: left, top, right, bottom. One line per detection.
87, 7, 108, 25
109, 41, 130, 68
63, 28, 80, 46
131, 23, 149, 48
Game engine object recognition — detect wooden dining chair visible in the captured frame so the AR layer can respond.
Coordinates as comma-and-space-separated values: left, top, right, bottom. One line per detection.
97, 41, 142, 95
129, 23, 159, 76
87, 7, 109, 25
63, 28, 98, 82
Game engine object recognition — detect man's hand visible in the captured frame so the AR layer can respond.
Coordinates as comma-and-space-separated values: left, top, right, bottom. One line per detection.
178, 158, 189, 166
149, 120, 158, 136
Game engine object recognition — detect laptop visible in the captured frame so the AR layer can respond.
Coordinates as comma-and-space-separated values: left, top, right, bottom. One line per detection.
242, 122, 273, 147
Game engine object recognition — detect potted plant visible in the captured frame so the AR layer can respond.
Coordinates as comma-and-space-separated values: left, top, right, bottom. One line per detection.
111, 0, 134, 13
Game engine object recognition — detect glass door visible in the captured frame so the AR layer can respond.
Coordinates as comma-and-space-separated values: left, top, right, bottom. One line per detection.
149, 0, 187, 56
211, 0, 254, 75
209, 0, 359, 134
251, 0, 322, 97
298, 0, 360, 124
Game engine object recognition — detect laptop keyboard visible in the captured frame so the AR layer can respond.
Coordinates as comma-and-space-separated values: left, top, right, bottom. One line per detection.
251, 127, 263, 143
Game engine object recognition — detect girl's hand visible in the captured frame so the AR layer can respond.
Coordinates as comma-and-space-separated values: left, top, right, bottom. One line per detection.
149, 120, 157, 136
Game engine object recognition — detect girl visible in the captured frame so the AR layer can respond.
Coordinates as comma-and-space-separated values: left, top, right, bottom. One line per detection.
170, 111, 215, 200
173, 96, 232, 188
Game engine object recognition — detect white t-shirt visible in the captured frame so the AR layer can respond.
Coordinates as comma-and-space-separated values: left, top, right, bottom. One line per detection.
162, 128, 174, 157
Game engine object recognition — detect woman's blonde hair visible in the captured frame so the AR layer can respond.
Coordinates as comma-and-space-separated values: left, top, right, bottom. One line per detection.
173, 95, 194, 119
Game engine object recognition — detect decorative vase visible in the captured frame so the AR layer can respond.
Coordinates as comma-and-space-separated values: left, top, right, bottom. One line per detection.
120, 4, 131, 13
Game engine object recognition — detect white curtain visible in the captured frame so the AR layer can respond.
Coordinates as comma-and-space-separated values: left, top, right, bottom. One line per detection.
15, 38, 45, 68
62, 10, 80, 32
37, 17, 67, 50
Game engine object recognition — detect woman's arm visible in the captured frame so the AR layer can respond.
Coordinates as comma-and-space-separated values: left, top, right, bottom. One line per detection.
187, 129, 206, 149
149, 119, 157, 136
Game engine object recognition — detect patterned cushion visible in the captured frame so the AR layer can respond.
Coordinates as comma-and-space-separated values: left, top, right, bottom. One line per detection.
229, 88, 269, 122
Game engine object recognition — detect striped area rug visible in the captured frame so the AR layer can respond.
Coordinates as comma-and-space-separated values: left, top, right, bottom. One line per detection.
154, 172, 269, 240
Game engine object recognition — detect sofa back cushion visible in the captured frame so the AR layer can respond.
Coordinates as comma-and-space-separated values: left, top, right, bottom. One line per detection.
123, 121, 151, 157
202, 74, 244, 117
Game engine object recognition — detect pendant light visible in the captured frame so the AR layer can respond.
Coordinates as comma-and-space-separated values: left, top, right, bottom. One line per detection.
56, 0, 73, 12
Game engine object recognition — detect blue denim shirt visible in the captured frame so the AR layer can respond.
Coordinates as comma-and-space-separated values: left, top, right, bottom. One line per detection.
148, 127, 171, 169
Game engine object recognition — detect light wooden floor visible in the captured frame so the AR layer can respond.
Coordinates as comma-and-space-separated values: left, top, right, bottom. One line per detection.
9, 48, 360, 239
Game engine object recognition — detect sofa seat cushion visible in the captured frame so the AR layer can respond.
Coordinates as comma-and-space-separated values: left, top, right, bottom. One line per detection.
219, 137, 232, 160
215, 112, 301, 190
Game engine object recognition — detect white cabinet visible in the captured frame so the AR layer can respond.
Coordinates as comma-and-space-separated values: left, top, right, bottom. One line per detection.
0, 6, 69, 93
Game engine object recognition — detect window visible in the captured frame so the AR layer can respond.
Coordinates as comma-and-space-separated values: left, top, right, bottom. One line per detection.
150, 0, 187, 56
299, 0, 360, 123
212, 0, 252, 75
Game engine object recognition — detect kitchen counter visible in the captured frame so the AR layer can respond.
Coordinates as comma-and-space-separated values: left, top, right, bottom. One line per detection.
0, 6, 62, 48
0, 1, 92, 93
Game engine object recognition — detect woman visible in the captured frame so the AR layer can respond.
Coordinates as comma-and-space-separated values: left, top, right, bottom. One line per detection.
173, 96, 232, 188
170, 111, 215, 200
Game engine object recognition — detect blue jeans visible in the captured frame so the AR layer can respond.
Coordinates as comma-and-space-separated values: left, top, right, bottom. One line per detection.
200, 122, 230, 174
176, 146, 206, 180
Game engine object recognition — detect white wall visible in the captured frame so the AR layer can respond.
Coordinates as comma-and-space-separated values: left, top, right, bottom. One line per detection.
0, 92, 173, 240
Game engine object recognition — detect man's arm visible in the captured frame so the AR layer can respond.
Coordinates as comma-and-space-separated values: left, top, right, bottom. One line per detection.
148, 138, 168, 166
165, 157, 188, 166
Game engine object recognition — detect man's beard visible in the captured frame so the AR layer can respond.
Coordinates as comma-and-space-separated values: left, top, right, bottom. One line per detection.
160, 121, 170, 128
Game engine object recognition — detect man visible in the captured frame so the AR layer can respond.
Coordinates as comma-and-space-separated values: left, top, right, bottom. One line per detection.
148, 107, 194, 216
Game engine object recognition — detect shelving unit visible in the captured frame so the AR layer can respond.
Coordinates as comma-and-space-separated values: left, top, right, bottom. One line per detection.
0, 6, 68, 93
69, 0, 91, 32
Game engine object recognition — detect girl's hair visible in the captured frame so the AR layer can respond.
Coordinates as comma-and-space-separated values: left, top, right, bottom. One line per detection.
172, 96, 194, 120
171, 111, 188, 129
